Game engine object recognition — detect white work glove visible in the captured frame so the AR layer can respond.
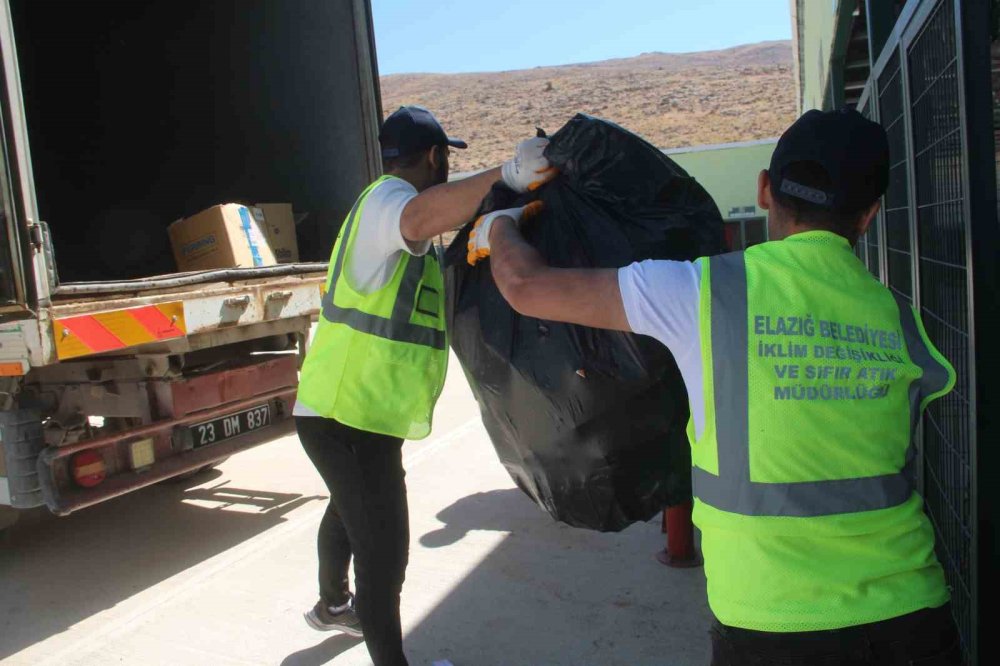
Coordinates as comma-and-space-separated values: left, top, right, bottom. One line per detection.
501, 137, 558, 193
467, 201, 545, 266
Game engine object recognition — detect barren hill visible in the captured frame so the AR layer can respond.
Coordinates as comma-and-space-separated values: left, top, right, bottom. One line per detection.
380, 40, 796, 173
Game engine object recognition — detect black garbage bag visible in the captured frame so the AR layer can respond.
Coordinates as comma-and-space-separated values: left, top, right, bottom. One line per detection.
444, 114, 724, 532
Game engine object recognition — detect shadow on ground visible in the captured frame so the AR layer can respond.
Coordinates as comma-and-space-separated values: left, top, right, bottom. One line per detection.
281, 634, 365, 666
0, 469, 324, 660
406, 488, 711, 666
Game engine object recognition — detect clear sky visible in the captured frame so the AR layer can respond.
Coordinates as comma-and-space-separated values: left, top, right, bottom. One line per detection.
372, 0, 792, 75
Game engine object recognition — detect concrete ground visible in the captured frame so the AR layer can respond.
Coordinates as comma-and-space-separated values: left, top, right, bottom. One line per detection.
0, 356, 711, 666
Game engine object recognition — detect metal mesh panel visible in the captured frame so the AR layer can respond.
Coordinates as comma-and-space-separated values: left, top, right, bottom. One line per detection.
906, 0, 974, 653
854, 231, 868, 262
857, 95, 884, 277
865, 209, 884, 277
856, 95, 875, 266
880, 51, 914, 302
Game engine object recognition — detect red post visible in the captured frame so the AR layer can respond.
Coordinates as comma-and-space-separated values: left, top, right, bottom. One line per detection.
655, 501, 702, 568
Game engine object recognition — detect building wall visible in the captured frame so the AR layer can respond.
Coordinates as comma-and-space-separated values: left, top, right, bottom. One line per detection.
455, 140, 778, 227
795, 0, 847, 111
668, 140, 777, 222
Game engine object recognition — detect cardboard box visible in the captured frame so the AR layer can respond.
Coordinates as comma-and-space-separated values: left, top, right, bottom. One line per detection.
168, 204, 277, 272
254, 203, 299, 263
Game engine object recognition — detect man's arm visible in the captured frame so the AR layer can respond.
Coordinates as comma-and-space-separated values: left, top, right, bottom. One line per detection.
488, 216, 632, 332
400, 167, 501, 243
401, 136, 555, 243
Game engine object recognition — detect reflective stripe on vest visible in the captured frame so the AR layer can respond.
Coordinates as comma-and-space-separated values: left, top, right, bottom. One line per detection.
320, 194, 447, 351
692, 252, 953, 518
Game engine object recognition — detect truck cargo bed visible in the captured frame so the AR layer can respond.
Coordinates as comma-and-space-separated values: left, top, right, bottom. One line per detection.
0, 265, 327, 371
50, 264, 327, 303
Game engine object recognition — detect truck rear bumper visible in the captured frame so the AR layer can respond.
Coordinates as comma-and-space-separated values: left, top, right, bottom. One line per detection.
35, 388, 297, 516
31, 355, 301, 516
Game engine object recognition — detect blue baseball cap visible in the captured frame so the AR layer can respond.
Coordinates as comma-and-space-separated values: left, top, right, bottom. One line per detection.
379, 106, 467, 159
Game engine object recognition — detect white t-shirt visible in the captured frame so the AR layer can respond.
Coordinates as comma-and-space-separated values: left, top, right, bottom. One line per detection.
345, 177, 430, 293
294, 177, 430, 418
617, 260, 706, 439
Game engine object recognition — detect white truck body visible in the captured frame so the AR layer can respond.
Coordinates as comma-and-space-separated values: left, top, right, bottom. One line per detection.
0, 0, 382, 522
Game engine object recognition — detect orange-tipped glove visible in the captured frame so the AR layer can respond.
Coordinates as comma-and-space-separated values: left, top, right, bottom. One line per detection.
467, 201, 545, 266
502, 137, 559, 193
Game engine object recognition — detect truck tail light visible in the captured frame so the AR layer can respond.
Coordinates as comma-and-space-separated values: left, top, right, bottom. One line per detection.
71, 450, 107, 488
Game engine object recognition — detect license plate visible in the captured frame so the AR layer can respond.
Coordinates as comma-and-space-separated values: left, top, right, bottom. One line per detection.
191, 404, 272, 448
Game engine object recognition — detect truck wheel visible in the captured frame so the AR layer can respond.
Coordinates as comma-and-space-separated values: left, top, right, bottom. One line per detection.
0, 409, 46, 511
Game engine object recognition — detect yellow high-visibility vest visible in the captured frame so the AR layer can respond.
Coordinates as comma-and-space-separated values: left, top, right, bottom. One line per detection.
297, 176, 448, 440
692, 231, 954, 631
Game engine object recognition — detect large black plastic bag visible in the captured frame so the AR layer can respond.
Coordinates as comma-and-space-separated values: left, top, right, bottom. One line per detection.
444, 115, 724, 532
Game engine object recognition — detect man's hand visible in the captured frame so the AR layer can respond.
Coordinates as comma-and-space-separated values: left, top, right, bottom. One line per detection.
502, 138, 558, 193
466, 201, 544, 266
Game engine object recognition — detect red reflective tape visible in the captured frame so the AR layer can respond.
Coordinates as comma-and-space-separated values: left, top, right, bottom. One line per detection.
60, 316, 125, 353
131, 305, 185, 339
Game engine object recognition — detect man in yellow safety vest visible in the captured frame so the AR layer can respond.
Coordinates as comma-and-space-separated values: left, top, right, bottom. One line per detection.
468, 109, 962, 665
294, 105, 553, 666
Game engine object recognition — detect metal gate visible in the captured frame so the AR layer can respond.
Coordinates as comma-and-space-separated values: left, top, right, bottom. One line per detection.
854, 1, 998, 662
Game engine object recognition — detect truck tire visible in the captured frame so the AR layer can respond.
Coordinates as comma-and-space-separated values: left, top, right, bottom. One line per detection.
0, 409, 46, 509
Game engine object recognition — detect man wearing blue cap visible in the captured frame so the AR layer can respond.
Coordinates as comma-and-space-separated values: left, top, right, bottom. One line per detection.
294, 105, 553, 666
469, 109, 962, 665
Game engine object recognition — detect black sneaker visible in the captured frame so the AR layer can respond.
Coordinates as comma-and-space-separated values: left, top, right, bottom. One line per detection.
304, 598, 364, 637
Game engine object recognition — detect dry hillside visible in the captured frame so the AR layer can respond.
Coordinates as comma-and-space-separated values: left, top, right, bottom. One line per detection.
380, 40, 796, 173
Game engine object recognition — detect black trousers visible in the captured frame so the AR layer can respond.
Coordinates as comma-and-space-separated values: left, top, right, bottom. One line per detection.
296, 416, 409, 666
710, 604, 963, 666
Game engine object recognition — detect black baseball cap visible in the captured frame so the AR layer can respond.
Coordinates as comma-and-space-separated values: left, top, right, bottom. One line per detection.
769, 109, 890, 212
379, 106, 467, 159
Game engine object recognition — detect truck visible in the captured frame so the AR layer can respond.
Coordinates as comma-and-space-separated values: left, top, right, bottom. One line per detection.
0, 0, 383, 529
